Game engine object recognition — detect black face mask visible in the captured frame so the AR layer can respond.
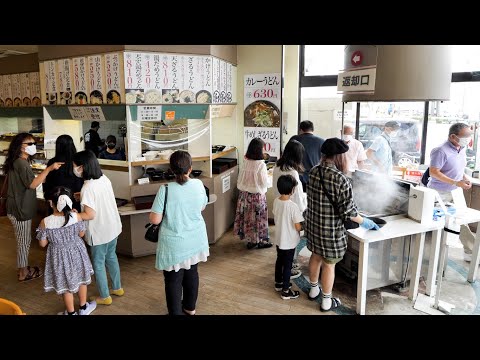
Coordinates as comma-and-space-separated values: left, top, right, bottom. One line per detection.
107, 143, 116, 149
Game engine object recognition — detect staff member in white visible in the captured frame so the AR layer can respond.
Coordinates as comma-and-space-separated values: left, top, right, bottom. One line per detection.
74, 150, 124, 305
342, 124, 367, 174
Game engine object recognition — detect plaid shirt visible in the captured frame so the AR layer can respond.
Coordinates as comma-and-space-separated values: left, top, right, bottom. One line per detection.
304, 162, 358, 259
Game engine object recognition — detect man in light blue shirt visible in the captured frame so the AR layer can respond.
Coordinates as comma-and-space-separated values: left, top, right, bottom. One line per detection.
366, 120, 400, 176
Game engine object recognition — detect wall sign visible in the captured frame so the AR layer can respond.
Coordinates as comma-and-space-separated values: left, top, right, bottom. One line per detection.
337, 66, 376, 94
243, 73, 281, 158
138, 105, 161, 121
68, 106, 106, 121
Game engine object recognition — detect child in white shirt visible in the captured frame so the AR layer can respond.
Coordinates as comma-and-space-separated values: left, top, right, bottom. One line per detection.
272, 175, 304, 299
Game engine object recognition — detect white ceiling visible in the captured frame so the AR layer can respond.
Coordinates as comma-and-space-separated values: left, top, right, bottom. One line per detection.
0, 45, 38, 58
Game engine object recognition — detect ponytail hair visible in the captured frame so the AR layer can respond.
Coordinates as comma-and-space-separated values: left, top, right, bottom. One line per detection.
169, 150, 192, 185
46, 186, 74, 227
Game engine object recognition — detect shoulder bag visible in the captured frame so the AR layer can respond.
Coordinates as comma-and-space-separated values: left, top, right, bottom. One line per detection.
145, 185, 168, 243
318, 167, 358, 230
0, 173, 8, 217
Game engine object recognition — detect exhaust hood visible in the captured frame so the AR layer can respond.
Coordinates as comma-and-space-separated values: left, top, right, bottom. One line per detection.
342, 45, 452, 102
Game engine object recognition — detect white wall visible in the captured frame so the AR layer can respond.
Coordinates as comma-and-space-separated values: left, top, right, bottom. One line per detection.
282, 45, 300, 147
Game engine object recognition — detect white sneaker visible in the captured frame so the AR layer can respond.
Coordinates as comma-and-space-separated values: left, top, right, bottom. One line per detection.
290, 269, 302, 279
57, 310, 78, 315
464, 253, 472, 262
79, 301, 97, 315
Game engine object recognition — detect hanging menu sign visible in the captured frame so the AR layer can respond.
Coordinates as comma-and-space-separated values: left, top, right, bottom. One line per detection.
219, 60, 227, 103
88, 55, 105, 104
124, 52, 144, 104
212, 57, 220, 104
226, 63, 233, 103
44, 60, 58, 105
3, 75, 13, 107
0, 76, 4, 107
243, 73, 282, 159
11, 73, 21, 107
73, 57, 89, 104
19, 73, 31, 106
30, 72, 41, 106
196, 56, 212, 104
57, 59, 73, 105
105, 52, 122, 104
143, 53, 161, 104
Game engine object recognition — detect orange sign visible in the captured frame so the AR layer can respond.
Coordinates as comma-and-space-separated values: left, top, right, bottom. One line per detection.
165, 111, 175, 120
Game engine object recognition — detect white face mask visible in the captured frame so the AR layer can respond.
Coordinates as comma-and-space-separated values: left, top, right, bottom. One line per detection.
456, 135, 470, 147
25, 144, 36, 156
389, 131, 398, 138
342, 135, 353, 142
73, 166, 83, 178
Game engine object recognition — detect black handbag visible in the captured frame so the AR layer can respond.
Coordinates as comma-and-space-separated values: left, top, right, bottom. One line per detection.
145, 185, 168, 242
318, 167, 358, 230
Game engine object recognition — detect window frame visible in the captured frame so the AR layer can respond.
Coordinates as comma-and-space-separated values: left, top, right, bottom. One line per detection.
298, 45, 480, 165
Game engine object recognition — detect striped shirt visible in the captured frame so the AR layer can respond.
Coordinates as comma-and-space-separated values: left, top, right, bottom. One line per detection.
304, 162, 358, 259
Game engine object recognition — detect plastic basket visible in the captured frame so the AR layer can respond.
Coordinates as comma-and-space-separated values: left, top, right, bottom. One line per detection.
0, 298, 26, 315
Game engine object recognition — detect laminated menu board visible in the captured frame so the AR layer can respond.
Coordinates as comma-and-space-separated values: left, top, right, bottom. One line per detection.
3, 75, 13, 107
73, 57, 89, 104
44, 60, 58, 105
88, 55, 105, 104
124, 52, 145, 104
20, 73, 31, 106
11, 73, 22, 107
0, 75, 4, 107
105, 52, 123, 104
57, 59, 73, 105
29, 72, 41, 106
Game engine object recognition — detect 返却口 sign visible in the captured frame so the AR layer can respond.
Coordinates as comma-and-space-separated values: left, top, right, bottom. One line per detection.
337, 66, 376, 94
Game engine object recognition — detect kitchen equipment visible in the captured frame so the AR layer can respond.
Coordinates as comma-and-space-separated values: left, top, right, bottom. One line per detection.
408, 186, 437, 225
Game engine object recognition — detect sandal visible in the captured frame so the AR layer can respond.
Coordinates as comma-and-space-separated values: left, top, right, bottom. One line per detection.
256, 241, 273, 249
18, 266, 43, 282
246, 242, 257, 250
320, 297, 341, 312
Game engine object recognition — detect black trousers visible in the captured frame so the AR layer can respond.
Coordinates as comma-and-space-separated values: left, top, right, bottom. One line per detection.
163, 264, 199, 315
274, 246, 295, 290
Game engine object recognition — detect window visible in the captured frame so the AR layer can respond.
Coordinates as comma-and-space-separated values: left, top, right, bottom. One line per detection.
451, 45, 480, 73
304, 45, 345, 76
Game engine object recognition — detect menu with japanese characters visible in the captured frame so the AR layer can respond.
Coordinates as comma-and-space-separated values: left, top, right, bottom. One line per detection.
29, 72, 41, 106
57, 59, 73, 105
88, 55, 105, 104
73, 57, 89, 105
0, 76, 4, 107
105, 53, 122, 104
243, 73, 282, 158
44, 60, 58, 105
124, 52, 145, 104
212, 57, 220, 104
19, 73, 31, 106
142, 53, 161, 104
3, 75, 13, 107
11, 74, 21, 107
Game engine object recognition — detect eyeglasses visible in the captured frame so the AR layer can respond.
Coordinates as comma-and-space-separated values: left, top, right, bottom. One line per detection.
23, 142, 36, 146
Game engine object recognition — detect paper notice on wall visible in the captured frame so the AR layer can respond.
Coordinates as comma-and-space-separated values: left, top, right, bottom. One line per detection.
3, 75, 13, 107
68, 106, 105, 121
73, 57, 89, 104
11, 73, 21, 107
212, 57, 220, 103
88, 55, 105, 104
44, 60, 58, 105
104, 53, 122, 104
222, 175, 231, 193
29, 72, 41, 106
244, 127, 281, 159
138, 105, 161, 121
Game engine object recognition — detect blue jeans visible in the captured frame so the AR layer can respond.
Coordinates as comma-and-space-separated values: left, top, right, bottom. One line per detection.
91, 237, 122, 299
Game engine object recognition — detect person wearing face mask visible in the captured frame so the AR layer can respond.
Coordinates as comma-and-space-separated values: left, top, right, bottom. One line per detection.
342, 125, 367, 175
427, 122, 475, 261
3, 133, 63, 282
98, 135, 126, 161
366, 120, 400, 176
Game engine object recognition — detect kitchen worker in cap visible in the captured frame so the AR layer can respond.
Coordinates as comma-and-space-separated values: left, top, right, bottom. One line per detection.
342, 124, 367, 175
304, 137, 379, 312
84, 121, 103, 157
366, 120, 400, 176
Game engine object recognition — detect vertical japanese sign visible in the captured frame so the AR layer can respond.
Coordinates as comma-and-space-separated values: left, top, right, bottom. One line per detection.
11, 74, 21, 107
73, 57, 89, 104
0, 76, 4, 107
19, 73, 31, 106
3, 75, 13, 107
219, 60, 227, 103
105, 52, 122, 104
244, 73, 282, 159
142, 53, 161, 104
88, 55, 105, 104
124, 52, 144, 104
212, 57, 220, 103
44, 60, 58, 105
225, 63, 233, 103
57, 58, 73, 105
29, 72, 41, 106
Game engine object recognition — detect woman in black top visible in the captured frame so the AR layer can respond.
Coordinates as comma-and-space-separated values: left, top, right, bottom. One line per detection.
43, 135, 84, 212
